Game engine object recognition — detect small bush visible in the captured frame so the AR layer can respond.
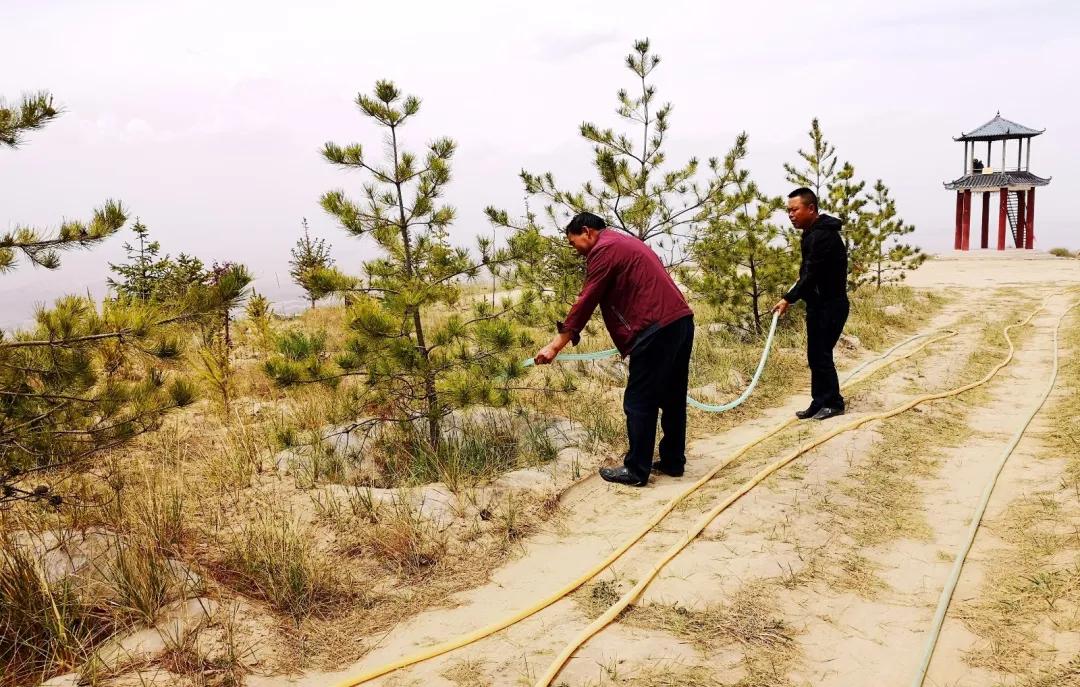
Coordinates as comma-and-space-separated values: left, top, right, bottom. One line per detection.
348, 496, 447, 574
223, 511, 343, 620
100, 536, 182, 625
125, 474, 187, 555
289, 439, 348, 488
376, 413, 555, 488
1049, 247, 1075, 258
575, 394, 625, 454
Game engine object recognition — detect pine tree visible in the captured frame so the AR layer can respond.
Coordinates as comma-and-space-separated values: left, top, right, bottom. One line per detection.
277, 80, 528, 449
490, 39, 735, 267
688, 135, 799, 336
783, 118, 838, 209
244, 291, 274, 353
827, 162, 870, 291
481, 208, 586, 325
289, 218, 335, 309
783, 118, 924, 293
156, 253, 210, 303
108, 219, 168, 302
1, 91, 250, 506
860, 180, 926, 289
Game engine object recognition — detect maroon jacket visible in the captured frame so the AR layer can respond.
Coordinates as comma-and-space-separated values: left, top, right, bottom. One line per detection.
558, 230, 693, 356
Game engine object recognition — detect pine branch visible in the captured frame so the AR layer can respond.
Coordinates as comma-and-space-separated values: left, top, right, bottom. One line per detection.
0, 91, 61, 148
0, 200, 128, 272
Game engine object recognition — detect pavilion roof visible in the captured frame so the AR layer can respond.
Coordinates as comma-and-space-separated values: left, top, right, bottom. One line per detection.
944, 170, 1051, 190
954, 113, 1044, 141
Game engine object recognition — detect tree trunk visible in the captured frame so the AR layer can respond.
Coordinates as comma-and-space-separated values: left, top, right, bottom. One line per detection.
390, 123, 439, 449
748, 253, 761, 336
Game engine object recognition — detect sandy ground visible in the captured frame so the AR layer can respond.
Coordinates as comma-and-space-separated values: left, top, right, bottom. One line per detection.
238, 252, 1080, 687
905, 249, 1080, 289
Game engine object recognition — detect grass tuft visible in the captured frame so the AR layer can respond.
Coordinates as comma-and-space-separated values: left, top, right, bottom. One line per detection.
222, 511, 348, 620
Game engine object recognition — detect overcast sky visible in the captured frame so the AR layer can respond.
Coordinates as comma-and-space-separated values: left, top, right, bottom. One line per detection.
2, 0, 1076, 328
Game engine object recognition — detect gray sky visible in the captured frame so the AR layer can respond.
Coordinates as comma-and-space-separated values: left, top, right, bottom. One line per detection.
2, 0, 1076, 328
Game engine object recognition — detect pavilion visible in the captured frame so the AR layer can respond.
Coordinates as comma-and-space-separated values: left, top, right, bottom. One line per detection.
944, 113, 1050, 250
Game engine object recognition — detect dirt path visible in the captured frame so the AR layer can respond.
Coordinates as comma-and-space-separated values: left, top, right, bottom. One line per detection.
769, 292, 1068, 687
920, 301, 1080, 686
243, 283, 998, 687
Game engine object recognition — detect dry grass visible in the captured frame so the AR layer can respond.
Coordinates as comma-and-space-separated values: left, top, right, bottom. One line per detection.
625, 583, 800, 687
344, 496, 449, 575
218, 509, 353, 621
825, 552, 890, 599
1013, 657, 1080, 687
956, 493, 1080, 673
442, 658, 493, 687
96, 535, 188, 625
578, 580, 798, 685
573, 578, 624, 620
0, 533, 112, 686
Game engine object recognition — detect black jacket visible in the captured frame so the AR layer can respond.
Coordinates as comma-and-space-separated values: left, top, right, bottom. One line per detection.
783, 214, 848, 305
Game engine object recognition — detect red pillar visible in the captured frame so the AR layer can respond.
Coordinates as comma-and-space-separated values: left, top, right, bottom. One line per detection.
997, 188, 1007, 251
1016, 190, 1027, 248
980, 191, 990, 249
961, 189, 972, 251
1025, 187, 1035, 249
954, 191, 963, 250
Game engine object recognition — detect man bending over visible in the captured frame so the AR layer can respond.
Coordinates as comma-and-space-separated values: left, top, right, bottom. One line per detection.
534, 212, 694, 486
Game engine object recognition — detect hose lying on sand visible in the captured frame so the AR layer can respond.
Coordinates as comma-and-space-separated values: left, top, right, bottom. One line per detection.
533, 300, 1053, 687
332, 321, 951, 687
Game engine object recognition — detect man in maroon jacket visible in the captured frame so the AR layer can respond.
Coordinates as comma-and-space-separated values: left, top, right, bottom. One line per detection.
534, 212, 694, 486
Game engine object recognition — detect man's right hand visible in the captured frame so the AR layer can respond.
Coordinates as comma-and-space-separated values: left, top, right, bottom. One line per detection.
772, 298, 790, 317
534, 344, 559, 365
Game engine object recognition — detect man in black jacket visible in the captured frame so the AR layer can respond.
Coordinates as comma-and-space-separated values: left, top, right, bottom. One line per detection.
772, 187, 849, 421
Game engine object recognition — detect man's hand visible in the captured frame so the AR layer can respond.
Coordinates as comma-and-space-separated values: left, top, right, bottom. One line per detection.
772, 298, 790, 317
535, 331, 573, 365
534, 344, 560, 365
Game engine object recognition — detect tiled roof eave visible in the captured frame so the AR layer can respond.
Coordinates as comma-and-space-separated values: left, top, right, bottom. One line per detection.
944, 171, 1051, 190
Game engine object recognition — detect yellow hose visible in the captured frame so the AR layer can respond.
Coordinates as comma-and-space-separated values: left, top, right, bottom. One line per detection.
533, 302, 1047, 686
332, 327, 955, 687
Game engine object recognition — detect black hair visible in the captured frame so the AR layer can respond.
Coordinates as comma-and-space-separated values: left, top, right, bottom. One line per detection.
787, 187, 819, 211
564, 211, 607, 235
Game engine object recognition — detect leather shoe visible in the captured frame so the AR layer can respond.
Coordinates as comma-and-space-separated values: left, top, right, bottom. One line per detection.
599, 466, 648, 486
651, 461, 684, 477
811, 406, 845, 421
795, 403, 822, 420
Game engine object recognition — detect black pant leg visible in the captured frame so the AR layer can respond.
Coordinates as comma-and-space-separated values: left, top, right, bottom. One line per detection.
806, 299, 848, 408
622, 318, 689, 481
658, 318, 693, 470
623, 342, 664, 482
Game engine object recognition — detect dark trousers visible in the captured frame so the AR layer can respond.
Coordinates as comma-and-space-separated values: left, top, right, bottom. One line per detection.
806, 298, 849, 409
622, 316, 694, 481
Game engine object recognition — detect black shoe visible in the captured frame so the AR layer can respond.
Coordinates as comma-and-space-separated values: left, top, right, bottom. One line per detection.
811, 406, 845, 421
651, 461, 684, 478
795, 403, 822, 420
599, 466, 648, 486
